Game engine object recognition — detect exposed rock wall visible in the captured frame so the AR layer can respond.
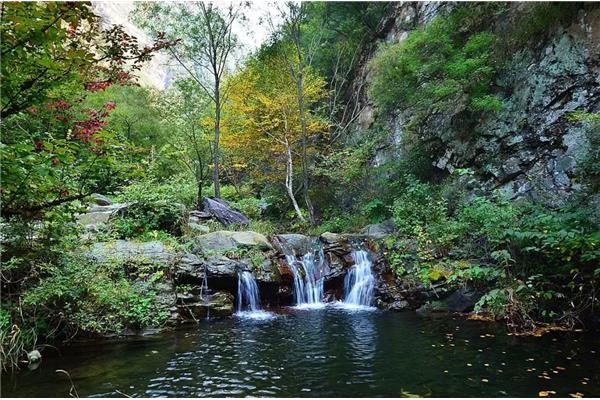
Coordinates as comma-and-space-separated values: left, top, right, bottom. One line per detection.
351, 3, 600, 206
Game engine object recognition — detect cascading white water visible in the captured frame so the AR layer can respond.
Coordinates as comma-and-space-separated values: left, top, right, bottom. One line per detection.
236, 271, 273, 319
286, 247, 326, 307
343, 250, 375, 307
237, 271, 261, 312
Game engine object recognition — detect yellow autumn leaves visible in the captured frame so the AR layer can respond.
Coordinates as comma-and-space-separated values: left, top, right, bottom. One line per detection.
212, 50, 329, 187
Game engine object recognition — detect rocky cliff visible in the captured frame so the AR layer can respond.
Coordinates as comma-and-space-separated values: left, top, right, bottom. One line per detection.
351, 2, 599, 208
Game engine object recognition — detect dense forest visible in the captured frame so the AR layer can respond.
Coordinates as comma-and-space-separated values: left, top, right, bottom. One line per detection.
1, 1, 599, 379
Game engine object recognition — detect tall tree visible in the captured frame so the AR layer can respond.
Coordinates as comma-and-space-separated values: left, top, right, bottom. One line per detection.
132, 2, 243, 199
221, 48, 328, 221
158, 79, 212, 208
0, 2, 171, 218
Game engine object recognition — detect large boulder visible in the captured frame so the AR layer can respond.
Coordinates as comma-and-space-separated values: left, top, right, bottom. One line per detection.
87, 240, 173, 264
443, 287, 480, 312
194, 231, 272, 253
90, 193, 112, 206
361, 219, 395, 239
77, 202, 132, 230
271, 234, 312, 255
204, 255, 241, 277
203, 197, 249, 226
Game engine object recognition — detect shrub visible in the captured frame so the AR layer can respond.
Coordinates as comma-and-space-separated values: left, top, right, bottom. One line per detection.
113, 177, 194, 237
361, 198, 389, 224
22, 254, 169, 336
368, 10, 501, 115
390, 177, 447, 235
230, 197, 266, 220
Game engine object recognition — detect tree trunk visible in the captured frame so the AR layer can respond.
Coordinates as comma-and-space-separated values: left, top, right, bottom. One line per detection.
284, 137, 305, 222
213, 86, 221, 198
295, 68, 316, 225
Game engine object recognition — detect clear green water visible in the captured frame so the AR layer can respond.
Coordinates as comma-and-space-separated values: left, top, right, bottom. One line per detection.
2, 307, 599, 397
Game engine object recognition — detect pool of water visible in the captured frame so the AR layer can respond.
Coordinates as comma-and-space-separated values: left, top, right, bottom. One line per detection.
2, 307, 599, 397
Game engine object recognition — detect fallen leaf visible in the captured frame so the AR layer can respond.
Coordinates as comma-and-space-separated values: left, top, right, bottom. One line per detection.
539, 390, 556, 397
569, 392, 584, 398
481, 378, 489, 383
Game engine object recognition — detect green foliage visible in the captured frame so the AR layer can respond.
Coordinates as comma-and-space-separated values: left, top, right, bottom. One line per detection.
82, 84, 167, 148
22, 254, 168, 335
361, 199, 389, 224
569, 112, 600, 193
390, 177, 447, 236
112, 177, 194, 238
368, 10, 501, 115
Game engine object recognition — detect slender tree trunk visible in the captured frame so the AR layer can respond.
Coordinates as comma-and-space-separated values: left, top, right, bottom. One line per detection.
213, 86, 221, 198
284, 137, 305, 222
295, 67, 316, 225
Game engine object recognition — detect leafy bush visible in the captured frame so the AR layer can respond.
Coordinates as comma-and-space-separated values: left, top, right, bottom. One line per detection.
368, 9, 501, 115
230, 197, 266, 220
113, 177, 195, 237
361, 198, 389, 224
391, 177, 447, 235
22, 254, 168, 335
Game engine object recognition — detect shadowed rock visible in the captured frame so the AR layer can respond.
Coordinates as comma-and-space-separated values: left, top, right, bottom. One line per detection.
203, 197, 249, 226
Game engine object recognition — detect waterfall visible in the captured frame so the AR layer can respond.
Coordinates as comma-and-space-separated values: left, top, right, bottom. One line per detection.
286, 247, 326, 307
235, 271, 274, 319
343, 250, 375, 307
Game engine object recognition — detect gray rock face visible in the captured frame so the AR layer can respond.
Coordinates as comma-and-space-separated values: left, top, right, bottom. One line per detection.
87, 240, 173, 264
254, 257, 281, 283
77, 202, 132, 230
90, 193, 112, 206
361, 219, 396, 239
351, 3, 599, 207
187, 222, 210, 235
194, 231, 272, 253
271, 234, 312, 255
204, 255, 242, 277
175, 253, 205, 282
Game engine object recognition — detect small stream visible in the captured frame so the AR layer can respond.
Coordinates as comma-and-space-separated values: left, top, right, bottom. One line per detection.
3, 308, 598, 397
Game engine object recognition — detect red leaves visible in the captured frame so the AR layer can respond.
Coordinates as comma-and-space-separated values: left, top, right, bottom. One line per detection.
86, 80, 112, 92
46, 100, 71, 111
74, 102, 115, 143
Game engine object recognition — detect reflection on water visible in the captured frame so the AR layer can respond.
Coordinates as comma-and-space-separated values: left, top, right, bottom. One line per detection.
3, 307, 599, 398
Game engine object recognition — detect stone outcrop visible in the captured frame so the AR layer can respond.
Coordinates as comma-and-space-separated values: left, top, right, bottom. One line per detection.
349, 3, 600, 206
90, 193, 112, 206
77, 202, 132, 231
82, 228, 485, 330
203, 197, 250, 226
193, 231, 272, 253
271, 234, 312, 255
